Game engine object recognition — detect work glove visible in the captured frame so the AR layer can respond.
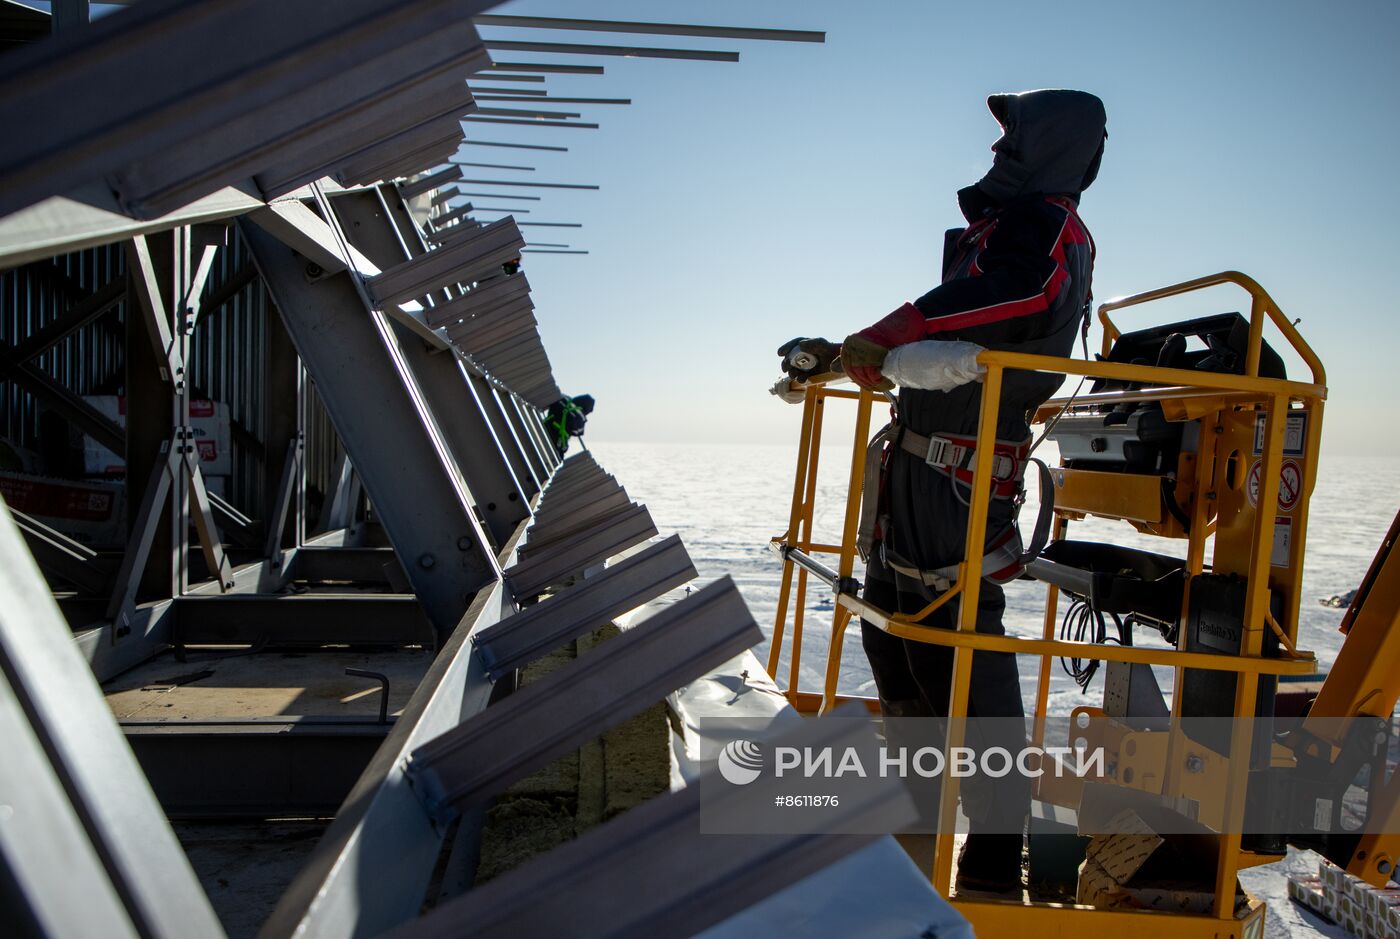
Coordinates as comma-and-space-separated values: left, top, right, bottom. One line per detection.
881, 340, 987, 391
776, 337, 842, 381
841, 302, 925, 391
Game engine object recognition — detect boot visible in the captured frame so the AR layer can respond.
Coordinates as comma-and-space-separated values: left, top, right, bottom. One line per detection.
954, 832, 1024, 898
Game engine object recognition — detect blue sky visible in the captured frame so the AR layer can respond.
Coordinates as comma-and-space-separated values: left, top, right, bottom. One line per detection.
465, 0, 1400, 456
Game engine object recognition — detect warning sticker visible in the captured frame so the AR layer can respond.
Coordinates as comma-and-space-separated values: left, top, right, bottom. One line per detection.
1254, 411, 1307, 456
1272, 516, 1292, 567
1277, 460, 1302, 512
1246, 459, 1304, 513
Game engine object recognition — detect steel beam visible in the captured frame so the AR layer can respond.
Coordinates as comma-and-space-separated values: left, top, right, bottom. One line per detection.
327, 189, 533, 551
472, 370, 541, 498
0, 355, 126, 452
472, 14, 826, 43
423, 272, 530, 326
399, 165, 466, 200
513, 398, 553, 472
366, 216, 524, 308
0, 0, 498, 218
517, 496, 638, 560
429, 202, 476, 227
257, 581, 507, 939
473, 534, 695, 680
324, 122, 462, 193
0, 666, 142, 939
462, 116, 598, 129
407, 576, 759, 820
482, 61, 606, 74
255, 70, 481, 196
388, 709, 906, 939
0, 502, 223, 939
501, 387, 551, 480
444, 300, 536, 349
0, 183, 267, 271
482, 39, 740, 61
173, 594, 434, 647
509, 393, 558, 472
123, 718, 392, 818
292, 546, 405, 585
503, 503, 657, 600
0, 275, 125, 371
10, 508, 113, 595
238, 214, 499, 639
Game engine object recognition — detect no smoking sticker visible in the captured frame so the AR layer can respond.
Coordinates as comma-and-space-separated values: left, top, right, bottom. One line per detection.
1246, 459, 1303, 513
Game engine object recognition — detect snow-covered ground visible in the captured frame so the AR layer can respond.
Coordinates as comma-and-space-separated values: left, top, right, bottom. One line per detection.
589, 439, 1400, 937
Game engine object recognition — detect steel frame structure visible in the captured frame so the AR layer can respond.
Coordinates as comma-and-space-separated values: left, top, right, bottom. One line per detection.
0, 7, 967, 939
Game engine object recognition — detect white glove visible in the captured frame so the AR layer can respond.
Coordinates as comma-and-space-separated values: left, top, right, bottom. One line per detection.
769, 376, 807, 404
881, 340, 986, 391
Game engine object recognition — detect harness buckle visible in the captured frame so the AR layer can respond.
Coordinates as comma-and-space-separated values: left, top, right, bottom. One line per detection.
924, 433, 1018, 483
923, 434, 963, 469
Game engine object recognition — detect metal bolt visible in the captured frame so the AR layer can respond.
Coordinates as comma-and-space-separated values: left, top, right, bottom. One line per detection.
457, 537, 473, 551
508, 492, 519, 502
1379, 860, 1394, 875
1186, 754, 1205, 774
418, 554, 436, 570
486, 502, 498, 511
306, 262, 324, 278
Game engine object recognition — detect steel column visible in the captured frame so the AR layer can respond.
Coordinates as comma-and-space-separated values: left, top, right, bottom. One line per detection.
472, 370, 541, 498
238, 213, 499, 640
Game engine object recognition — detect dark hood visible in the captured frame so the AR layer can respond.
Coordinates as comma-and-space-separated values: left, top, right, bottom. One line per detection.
964, 89, 1107, 215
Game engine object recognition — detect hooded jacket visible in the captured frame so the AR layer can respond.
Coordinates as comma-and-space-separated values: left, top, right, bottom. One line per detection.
870, 89, 1106, 575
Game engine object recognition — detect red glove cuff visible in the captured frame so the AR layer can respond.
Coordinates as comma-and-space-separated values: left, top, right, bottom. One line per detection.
855, 302, 925, 349
846, 364, 886, 389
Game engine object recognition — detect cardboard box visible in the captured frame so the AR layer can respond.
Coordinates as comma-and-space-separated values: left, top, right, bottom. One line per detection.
0, 470, 126, 547
80, 396, 231, 476
1075, 785, 1247, 917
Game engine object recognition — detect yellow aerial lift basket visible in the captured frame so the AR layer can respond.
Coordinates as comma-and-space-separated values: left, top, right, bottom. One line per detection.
767, 272, 1400, 937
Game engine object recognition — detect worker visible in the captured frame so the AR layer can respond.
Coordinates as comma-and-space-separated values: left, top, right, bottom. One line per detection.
778, 90, 1107, 896
546, 394, 594, 457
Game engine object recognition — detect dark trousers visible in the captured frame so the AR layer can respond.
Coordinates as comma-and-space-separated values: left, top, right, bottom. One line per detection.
859, 571, 1031, 833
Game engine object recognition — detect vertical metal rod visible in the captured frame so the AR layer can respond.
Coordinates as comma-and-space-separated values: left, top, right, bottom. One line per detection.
767, 388, 818, 678
1164, 413, 1223, 792
932, 362, 1004, 893
1030, 514, 1069, 753
186, 461, 233, 591
493, 386, 543, 493
819, 388, 872, 714
1211, 392, 1286, 916
264, 439, 300, 559
104, 447, 178, 627
172, 227, 192, 596
788, 392, 827, 695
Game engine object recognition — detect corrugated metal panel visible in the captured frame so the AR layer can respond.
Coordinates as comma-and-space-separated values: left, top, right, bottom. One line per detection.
1, 243, 127, 466
0, 234, 299, 520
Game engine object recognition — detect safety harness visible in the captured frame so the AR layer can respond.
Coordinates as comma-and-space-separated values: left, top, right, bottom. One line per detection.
856, 419, 1055, 593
